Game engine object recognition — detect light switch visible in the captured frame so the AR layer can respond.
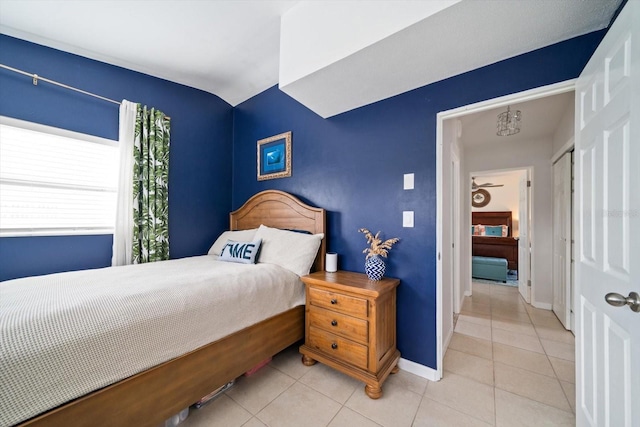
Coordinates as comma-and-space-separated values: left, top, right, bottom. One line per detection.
403, 173, 414, 190
403, 211, 414, 228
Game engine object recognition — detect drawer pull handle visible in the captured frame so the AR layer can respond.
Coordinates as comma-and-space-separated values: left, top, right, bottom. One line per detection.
330, 299, 338, 304
331, 343, 338, 350
331, 320, 338, 326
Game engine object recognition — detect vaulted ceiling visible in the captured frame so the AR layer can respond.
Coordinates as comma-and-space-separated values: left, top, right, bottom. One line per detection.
0, 0, 623, 117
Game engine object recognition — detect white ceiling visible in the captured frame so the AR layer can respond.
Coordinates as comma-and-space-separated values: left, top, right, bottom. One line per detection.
459, 91, 574, 147
0, 1, 622, 113
279, 0, 621, 117
473, 170, 523, 185
0, 0, 299, 106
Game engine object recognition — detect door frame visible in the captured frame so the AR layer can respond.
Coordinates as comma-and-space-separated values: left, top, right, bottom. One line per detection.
435, 78, 576, 380
451, 150, 461, 314
520, 167, 533, 304
466, 167, 531, 299
552, 151, 573, 329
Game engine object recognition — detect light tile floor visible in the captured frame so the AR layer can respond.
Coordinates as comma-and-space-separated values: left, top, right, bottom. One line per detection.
181, 281, 575, 426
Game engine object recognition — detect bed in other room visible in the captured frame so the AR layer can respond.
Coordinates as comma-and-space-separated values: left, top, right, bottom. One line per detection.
472, 211, 518, 271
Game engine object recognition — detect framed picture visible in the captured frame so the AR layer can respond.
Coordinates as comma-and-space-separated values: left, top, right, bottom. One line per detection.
257, 131, 292, 181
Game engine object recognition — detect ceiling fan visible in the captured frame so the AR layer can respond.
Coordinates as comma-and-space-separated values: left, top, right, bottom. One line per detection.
471, 177, 504, 191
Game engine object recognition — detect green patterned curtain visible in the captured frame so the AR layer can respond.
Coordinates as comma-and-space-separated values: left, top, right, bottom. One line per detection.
132, 105, 170, 263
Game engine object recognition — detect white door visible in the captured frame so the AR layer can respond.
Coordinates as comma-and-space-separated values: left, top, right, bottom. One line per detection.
553, 152, 572, 329
575, 1, 639, 425
518, 171, 530, 303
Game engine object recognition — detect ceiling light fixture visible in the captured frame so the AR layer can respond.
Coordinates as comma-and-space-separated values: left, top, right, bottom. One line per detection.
496, 106, 521, 136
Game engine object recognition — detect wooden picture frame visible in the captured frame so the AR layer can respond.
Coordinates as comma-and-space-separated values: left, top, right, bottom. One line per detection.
257, 131, 291, 181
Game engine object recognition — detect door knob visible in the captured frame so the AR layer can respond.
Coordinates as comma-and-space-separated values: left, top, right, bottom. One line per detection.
605, 292, 640, 312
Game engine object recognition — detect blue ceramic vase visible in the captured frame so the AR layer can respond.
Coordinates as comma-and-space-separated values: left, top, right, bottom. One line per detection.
365, 255, 386, 281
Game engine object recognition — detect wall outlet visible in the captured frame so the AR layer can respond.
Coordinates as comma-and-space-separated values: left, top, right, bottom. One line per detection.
403, 211, 414, 228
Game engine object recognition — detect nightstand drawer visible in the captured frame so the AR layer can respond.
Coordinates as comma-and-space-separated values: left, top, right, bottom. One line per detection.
308, 306, 368, 344
308, 326, 368, 370
308, 287, 368, 318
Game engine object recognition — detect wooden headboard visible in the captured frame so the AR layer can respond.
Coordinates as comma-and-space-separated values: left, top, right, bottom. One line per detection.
230, 190, 327, 271
472, 211, 513, 237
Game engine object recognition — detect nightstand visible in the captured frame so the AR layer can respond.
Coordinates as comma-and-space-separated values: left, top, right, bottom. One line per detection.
299, 271, 400, 399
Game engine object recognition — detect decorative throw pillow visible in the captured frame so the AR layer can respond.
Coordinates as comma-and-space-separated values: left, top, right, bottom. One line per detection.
253, 224, 324, 277
473, 225, 485, 236
208, 229, 258, 256
484, 226, 504, 237
218, 239, 262, 264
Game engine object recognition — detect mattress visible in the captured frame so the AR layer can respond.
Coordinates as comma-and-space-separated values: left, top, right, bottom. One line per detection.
0, 256, 305, 427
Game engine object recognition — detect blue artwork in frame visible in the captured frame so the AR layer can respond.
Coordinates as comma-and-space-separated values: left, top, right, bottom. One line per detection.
257, 131, 292, 180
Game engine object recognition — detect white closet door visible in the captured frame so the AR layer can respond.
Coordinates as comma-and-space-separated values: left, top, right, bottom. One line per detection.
553, 152, 571, 329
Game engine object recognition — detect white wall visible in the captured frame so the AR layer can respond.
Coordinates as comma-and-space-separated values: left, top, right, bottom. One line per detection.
472, 170, 523, 236
552, 98, 575, 155
463, 137, 554, 306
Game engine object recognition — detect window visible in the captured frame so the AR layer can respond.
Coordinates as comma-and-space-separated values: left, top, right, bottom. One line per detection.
0, 117, 119, 236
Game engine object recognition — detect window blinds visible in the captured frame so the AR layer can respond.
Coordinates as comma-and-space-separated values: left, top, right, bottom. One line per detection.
0, 120, 118, 236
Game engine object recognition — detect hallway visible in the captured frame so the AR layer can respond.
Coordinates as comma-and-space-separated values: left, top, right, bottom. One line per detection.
445, 281, 576, 425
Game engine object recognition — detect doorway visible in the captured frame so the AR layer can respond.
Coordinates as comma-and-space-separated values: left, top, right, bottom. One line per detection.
469, 168, 530, 301
435, 79, 576, 380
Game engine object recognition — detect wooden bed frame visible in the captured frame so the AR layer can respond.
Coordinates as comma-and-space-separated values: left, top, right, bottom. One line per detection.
472, 211, 518, 271
20, 190, 326, 427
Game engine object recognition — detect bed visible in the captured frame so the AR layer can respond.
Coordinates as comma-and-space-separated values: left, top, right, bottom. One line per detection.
472, 211, 518, 271
2, 189, 326, 427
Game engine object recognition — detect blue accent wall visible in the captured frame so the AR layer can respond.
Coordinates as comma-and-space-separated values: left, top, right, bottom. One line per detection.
232, 30, 606, 368
0, 35, 233, 281
0, 29, 605, 369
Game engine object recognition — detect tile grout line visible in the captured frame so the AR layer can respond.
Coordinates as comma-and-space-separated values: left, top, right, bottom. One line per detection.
408, 387, 423, 427
536, 323, 575, 414
322, 399, 342, 427
491, 283, 575, 419
228, 366, 300, 419
491, 312, 498, 427
293, 369, 355, 426
492, 380, 498, 426
419, 394, 494, 426
510, 288, 574, 414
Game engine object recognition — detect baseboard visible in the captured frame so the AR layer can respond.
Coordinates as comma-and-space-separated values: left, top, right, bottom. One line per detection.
397, 358, 439, 382
464, 290, 472, 297
532, 301, 552, 310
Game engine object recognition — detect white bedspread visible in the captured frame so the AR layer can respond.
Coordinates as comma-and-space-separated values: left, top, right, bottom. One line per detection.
0, 256, 304, 427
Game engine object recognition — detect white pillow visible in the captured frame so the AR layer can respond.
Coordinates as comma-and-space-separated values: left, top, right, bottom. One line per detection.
208, 228, 258, 256
253, 224, 324, 277
219, 239, 262, 264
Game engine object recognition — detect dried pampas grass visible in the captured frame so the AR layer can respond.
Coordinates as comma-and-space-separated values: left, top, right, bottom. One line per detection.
358, 228, 399, 259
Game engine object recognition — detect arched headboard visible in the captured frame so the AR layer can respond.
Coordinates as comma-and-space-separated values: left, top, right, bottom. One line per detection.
230, 190, 327, 272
